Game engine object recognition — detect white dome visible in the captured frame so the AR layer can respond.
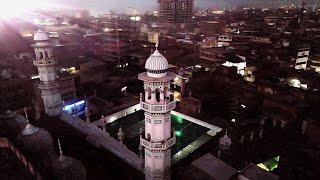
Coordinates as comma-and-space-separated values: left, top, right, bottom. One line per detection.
145, 50, 168, 71
34, 29, 49, 41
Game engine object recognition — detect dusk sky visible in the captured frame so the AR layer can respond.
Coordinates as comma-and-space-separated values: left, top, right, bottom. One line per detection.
18, 0, 305, 15
49, 0, 230, 14
46, 0, 303, 14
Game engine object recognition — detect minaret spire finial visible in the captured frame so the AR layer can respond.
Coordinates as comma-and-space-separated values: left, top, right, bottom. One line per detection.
58, 139, 63, 157
155, 34, 159, 50
24, 107, 29, 123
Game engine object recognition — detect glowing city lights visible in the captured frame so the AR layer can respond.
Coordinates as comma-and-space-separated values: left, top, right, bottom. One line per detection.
0, 0, 50, 19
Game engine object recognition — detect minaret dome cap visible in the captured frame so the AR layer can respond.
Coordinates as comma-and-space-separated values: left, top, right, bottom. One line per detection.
145, 50, 169, 71
34, 29, 49, 41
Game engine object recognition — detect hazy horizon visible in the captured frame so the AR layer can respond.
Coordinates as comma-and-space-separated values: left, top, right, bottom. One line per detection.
47, 0, 305, 15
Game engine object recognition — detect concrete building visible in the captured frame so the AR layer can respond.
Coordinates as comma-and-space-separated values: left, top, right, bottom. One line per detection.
32, 30, 62, 116
74, 9, 90, 19
158, 0, 193, 25
138, 43, 176, 179
243, 66, 257, 82
58, 72, 76, 102
218, 35, 232, 47
199, 21, 224, 35
293, 47, 310, 70
199, 47, 226, 68
80, 60, 106, 85
222, 54, 247, 76
309, 53, 320, 73
96, 17, 138, 62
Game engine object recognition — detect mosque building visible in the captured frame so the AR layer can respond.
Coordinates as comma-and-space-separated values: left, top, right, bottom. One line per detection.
0, 29, 281, 180
0, 108, 87, 180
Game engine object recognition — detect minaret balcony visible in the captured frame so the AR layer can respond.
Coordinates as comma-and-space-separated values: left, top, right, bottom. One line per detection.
140, 100, 176, 113
38, 81, 59, 90
33, 59, 56, 66
140, 135, 176, 151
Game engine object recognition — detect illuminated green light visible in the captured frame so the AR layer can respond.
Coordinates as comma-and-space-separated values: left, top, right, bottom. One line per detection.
257, 163, 270, 171
257, 156, 280, 172
172, 115, 184, 124
175, 131, 182, 137
274, 156, 280, 162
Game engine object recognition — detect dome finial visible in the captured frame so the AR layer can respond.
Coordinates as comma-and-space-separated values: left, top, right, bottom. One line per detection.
24, 107, 29, 123
155, 35, 159, 50
58, 139, 63, 158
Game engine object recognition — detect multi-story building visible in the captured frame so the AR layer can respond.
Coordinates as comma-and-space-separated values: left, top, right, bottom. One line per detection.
58, 72, 76, 102
74, 9, 90, 19
199, 21, 224, 35
158, 0, 193, 24
293, 47, 310, 70
218, 35, 232, 47
199, 47, 227, 68
80, 60, 106, 84
101, 18, 137, 62
309, 53, 320, 73
102, 39, 135, 62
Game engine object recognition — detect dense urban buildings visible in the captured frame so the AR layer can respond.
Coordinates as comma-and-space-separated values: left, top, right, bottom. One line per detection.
1, 0, 320, 180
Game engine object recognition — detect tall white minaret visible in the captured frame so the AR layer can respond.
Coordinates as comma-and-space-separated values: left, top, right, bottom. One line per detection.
32, 29, 62, 116
139, 42, 176, 179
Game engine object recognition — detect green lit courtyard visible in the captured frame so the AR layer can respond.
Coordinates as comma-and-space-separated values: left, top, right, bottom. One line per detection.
104, 110, 213, 158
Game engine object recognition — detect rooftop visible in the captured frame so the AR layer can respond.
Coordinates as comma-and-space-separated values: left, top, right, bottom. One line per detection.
191, 153, 237, 180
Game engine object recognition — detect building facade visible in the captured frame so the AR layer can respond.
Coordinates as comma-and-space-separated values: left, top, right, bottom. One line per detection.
294, 47, 310, 70
32, 30, 62, 116
138, 44, 176, 179
309, 53, 320, 73
158, 0, 193, 24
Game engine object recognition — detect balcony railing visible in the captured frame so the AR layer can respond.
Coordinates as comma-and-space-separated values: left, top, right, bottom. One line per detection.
38, 81, 59, 89
33, 59, 56, 66
140, 100, 176, 113
140, 136, 176, 151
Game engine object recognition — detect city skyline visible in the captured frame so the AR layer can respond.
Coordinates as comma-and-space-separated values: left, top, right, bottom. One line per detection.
52, 0, 307, 13
0, 0, 319, 179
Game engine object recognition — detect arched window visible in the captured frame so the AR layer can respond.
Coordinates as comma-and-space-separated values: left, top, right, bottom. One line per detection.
170, 94, 174, 101
44, 51, 49, 58
155, 88, 160, 102
39, 52, 43, 59
146, 133, 151, 141
147, 88, 151, 100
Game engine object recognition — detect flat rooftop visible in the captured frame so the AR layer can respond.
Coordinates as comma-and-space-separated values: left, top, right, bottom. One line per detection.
191, 153, 237, 180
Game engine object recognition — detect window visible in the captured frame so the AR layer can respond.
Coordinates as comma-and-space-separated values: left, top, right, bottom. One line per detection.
44, 51, 49, 58
154, 120, 162, 124
147, 88, 151, 99
146, 133, 151, 140
155, 89, 160, 102
39, 52, 43, 59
